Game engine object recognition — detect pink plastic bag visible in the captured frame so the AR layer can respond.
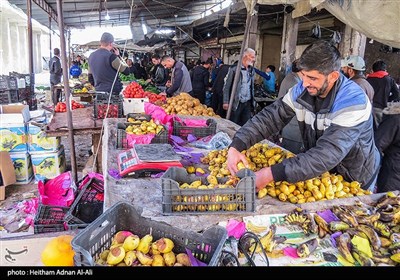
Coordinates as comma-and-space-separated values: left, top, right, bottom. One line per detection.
126, 133, 156, 146
37, 171, 76, 207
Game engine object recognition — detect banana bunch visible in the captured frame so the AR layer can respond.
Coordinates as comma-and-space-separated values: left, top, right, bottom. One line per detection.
246, 221, 269, 234
284, 208, 317, 235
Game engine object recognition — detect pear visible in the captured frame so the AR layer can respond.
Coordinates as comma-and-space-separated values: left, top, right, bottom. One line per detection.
163, 251, 176, 266
124, 250, 137, 266
176, 253, 191, 266
152, 254, 165, 266
137, 234, 153, 254
155, 238, 175, 254
106, 247, 125, 265
111, 231, 134, 245
122, 235, 140, 251
136, 251, 153, 265
99, 249, 110, 261
149, 242, 161, 255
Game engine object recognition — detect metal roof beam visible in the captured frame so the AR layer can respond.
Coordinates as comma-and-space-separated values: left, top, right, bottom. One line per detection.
32, 0, 58, 23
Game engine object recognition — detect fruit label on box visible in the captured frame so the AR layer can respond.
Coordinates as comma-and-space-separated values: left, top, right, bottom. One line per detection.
28, 124, 60, 152
0, 125, 28, 152
31, 146, 66, 182
10, 152, 33, 184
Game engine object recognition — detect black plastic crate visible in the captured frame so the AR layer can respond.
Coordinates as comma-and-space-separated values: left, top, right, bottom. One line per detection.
173, 118, 217, 139
64, 177, 104, 226
116, 122, 169, 149
7, 76, 18, 90
34, 223, 66, 234
34, 203, 70, 225
33, 203, 70, 234
161, 167, 256, 215
126, 113, 151, 123
0, 91, 10, 104
71, 202, 227, 266
0, 76, 7, 91
93, 94, 123, 119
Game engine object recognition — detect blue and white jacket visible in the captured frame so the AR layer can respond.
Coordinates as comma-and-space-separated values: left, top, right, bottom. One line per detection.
230, 75, 380, 188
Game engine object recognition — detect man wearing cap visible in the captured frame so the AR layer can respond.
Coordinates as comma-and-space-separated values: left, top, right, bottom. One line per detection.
341, 55, 375, 103
88, 32, 130, 94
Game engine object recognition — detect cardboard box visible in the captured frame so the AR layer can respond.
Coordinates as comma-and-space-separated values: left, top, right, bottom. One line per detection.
31, 145, 66, 183
0, 231, 76, 266
0, 104, 30, 124
28, 122, 60, 153
123, 97, 148, 115
0, 151, 17, 201
0, 124, 28, 152
9, 152, 33, 184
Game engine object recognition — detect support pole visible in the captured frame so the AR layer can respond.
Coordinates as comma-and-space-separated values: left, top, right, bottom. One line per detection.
27, 0, 34, 74
226, 11, 253, 120
49, 16, 52, 60
55, 0, 78, 183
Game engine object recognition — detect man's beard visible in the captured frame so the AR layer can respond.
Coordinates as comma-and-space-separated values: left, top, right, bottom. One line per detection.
307, 78, 329, 97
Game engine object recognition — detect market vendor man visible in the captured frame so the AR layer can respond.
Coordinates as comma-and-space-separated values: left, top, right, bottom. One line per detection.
226, 40, 380, 192
88, 32, 130, 94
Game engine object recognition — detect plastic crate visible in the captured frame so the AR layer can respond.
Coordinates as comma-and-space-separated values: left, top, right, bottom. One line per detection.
116, 122, 169, 149
173, 118, 217, 139
33, 203, 70, 234
34, 223, 67, 234
71, 202, 228, 266
161, 167, 256, 215
64, 177, 104, 227
93, 94, 123, 119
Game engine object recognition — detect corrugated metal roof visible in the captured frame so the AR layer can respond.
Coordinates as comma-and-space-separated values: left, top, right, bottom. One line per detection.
8, 0, 222, 29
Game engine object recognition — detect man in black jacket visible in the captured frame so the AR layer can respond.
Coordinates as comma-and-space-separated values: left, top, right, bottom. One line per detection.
367, 60, 400, 129
375, 103, 400, 193
226, 40, 380, 192
147, 54, 168, 91
191, 60, 212, 104
88, 32, 130, 94
49, 48, 62, 105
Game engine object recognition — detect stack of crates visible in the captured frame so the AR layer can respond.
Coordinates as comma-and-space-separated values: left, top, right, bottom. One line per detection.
9, 72, 36, 110
0, 75, 19, 104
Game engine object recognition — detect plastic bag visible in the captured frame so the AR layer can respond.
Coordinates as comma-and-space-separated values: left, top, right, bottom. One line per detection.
126, 133, 156, 146
37, 171, 76, 207
190, 131, 232, 150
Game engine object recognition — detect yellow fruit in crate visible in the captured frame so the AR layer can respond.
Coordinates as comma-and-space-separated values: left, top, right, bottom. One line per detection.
41, 235, 74, 266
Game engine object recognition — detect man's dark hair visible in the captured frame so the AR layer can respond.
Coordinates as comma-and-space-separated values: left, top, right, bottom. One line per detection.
268, 65, 276, 72
151, 53, 161, 60
54, 48, 60, 55
298, 40, 341, 75
372, 60, 387, 72
292, 59, 300, 73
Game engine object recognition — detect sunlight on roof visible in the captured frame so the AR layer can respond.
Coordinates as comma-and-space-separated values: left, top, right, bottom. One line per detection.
71, 25, 132, 45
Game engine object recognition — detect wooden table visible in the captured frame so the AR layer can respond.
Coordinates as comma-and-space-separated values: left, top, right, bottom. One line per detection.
45, 106, 104, 172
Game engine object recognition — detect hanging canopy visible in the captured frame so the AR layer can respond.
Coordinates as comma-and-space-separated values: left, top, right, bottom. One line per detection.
253, 0, 400, 48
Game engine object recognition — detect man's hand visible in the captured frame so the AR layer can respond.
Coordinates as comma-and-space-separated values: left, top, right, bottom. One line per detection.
223, 103, 229, 110
146, 79, 151, 83
226, 147, 249, 176
254, 167, 274, 192
165, 80, 172, 87
159, 92, 167, 96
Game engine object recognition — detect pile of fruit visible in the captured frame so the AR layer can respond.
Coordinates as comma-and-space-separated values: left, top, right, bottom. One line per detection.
161, 92, 218, 117
123, 82, 166, 105
95, 230, 192, 266
125, 119, 164, 135
199, 142, 370, 204
54, 100, 84, 112
95, 103, 120, 119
